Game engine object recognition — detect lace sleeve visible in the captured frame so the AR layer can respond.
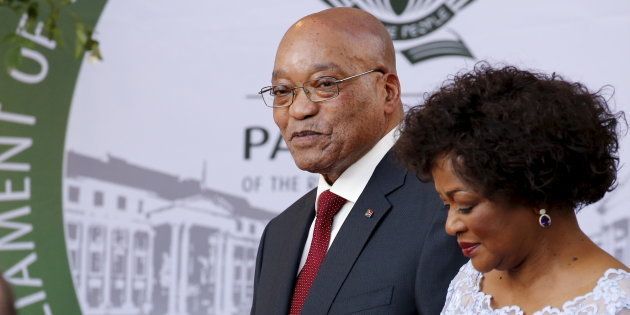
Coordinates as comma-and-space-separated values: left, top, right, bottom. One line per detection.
540, 268, 630, 315
441, 261, 496, 314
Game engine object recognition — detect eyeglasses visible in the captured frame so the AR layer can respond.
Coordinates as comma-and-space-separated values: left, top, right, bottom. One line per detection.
258, 69, 383, 108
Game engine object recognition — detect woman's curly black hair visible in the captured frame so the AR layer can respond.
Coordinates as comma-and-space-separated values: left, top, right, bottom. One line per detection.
395, 63, 625, 211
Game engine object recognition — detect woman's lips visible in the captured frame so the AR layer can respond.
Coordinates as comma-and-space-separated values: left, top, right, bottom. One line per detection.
458, 242, 480, 258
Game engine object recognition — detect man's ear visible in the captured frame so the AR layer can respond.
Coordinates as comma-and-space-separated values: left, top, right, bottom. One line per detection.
383, 73, 401, 114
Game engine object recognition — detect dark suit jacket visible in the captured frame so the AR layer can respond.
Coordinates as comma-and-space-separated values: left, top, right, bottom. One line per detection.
251, 152, 466, 314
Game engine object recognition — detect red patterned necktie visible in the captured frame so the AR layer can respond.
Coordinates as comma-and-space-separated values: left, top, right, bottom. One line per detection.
289, 190, 347, 314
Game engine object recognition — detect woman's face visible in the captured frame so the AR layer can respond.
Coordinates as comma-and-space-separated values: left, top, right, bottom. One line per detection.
431, 157, 539, 273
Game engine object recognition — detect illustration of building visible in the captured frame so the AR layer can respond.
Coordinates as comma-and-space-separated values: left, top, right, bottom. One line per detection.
590, 217, 630, 265
63, 151, 275, 315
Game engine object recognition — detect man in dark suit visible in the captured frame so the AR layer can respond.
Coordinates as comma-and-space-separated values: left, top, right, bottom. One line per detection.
252, 7, 466, 315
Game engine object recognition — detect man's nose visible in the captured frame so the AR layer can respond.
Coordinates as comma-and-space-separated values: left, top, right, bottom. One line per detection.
289, 87, 319, 120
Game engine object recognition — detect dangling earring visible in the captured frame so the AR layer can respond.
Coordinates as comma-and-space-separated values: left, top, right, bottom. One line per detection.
538, 209, 551, 228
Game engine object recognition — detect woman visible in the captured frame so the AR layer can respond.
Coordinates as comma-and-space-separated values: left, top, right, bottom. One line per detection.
396, 64, 629, 314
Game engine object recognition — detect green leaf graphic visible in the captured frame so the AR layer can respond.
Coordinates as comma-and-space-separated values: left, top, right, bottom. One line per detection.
390, 0, 409, 15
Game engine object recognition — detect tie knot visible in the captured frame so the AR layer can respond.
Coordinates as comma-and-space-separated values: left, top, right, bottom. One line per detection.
317, 190, 346, 220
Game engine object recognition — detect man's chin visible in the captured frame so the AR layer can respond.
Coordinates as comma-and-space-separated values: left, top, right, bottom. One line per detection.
294, 162, 324, 174
292, 157, 329, 174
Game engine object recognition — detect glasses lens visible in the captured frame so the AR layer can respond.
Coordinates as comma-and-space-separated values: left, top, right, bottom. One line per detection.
260, 88, 276, 107
306, 77, 338, 102
261, 85, 294, 107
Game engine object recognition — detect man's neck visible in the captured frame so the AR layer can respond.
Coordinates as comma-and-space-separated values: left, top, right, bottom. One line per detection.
321, 124, 399, 185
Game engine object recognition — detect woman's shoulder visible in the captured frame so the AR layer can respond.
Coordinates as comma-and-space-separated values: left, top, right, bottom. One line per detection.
557, 267, 630, 314
594, 267, 629, 297
589, 255, 630, 302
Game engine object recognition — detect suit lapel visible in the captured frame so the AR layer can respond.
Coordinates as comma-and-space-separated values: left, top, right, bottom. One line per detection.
302, 152, 407, 314
264, 189, 316, 314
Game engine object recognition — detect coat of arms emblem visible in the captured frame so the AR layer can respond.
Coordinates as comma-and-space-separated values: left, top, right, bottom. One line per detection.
322, 0, 476, 64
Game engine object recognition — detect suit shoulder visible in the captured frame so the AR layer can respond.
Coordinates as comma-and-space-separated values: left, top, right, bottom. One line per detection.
266, 188, 316, 227
383, 172, 444, 223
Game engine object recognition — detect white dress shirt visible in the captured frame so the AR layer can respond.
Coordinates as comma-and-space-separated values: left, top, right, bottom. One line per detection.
297, 127, 398, 272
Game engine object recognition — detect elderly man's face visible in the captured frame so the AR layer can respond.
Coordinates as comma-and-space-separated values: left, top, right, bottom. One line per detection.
272, 25, 389, 182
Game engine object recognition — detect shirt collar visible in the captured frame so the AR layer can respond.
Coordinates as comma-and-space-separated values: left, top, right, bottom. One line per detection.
316, 127, 398, 207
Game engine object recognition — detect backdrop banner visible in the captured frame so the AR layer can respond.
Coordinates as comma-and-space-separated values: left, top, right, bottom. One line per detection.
0, 1, 107, 314
0, 1, 629, 314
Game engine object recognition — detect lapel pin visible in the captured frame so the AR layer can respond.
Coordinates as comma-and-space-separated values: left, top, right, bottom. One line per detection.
364, 209, 374, 218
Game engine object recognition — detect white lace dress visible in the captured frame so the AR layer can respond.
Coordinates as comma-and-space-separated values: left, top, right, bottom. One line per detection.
442, 261, 630, 315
